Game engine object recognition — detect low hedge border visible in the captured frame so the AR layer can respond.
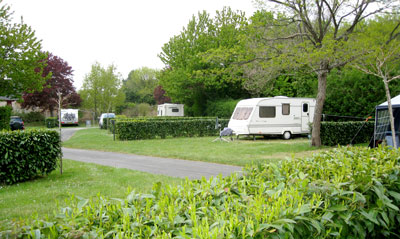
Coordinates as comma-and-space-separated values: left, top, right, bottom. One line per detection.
0, 129, 61, 185
3, 146, 400, 238
320, 121, 374, 146
45, 117, 58, 128
116, 118, 229, 140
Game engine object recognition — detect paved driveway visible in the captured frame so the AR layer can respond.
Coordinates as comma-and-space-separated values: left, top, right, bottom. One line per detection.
61, 128, 242, 179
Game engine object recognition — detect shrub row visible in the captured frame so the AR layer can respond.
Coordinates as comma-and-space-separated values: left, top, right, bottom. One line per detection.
12, 111, 45, 123
0, 106, 12, 130
45, 117, 58, 128
3, 146, 400, 238
0, 130, 61, 185
320, 121, 374, 146
116, 119, 229, 140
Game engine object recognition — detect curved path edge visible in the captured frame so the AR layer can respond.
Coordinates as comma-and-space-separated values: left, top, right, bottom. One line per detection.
62, 147, 243, 180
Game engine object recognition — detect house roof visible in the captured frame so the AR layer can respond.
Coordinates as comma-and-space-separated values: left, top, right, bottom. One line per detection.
0, 96, 18, 101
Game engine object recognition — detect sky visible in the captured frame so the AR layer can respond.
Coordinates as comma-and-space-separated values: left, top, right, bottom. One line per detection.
4, 0, 257, 90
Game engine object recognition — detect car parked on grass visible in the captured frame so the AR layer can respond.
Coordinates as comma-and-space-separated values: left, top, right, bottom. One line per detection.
10, 116, 24, 131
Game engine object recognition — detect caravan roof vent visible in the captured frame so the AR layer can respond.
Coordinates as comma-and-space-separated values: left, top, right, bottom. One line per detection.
274, 96, 289, 99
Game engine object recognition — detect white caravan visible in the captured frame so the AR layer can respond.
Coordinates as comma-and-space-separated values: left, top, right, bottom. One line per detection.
60, 109, 79, 126
228, 96, 316, 139
157, 104, 184, 117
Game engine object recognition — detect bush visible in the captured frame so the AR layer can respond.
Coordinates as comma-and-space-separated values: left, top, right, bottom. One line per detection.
116, 118, 229, 140
206, 98, 241, 118
0, 106, 12, 130
45, 117, 58, 128
3, 146, 400, 238
320, 121, 374, 146
12, 111, 45, 123
0, 129, 60, 185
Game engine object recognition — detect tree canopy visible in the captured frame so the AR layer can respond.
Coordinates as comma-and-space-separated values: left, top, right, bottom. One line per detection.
0, 0, 48, 97
21, 53, 81, 116
122, 67, 159, 105
80, 63, 125, 119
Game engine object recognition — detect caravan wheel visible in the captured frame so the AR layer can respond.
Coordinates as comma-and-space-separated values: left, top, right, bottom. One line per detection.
283, 131, 291, 140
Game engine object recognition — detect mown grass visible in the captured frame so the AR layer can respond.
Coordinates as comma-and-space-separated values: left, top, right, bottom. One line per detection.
0, 159, 182, 222
62, 128, 324, 167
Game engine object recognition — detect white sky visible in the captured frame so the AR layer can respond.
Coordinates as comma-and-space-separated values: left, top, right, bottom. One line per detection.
3, 0, 257, 90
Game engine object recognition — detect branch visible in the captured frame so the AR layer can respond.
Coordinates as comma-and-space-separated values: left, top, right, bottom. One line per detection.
262, 33, 310, 41
386, 20, 400, 45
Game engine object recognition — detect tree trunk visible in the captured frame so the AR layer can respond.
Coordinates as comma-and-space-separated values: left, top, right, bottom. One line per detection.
383, 79, 397, 148
311, 67, 328, 147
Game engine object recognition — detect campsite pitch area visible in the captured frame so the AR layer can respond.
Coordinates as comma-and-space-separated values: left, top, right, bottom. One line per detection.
62, 128, 324, 167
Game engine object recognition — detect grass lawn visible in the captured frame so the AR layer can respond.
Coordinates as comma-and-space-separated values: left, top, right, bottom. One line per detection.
0, 159, 182, 223
62, 128, 325, 167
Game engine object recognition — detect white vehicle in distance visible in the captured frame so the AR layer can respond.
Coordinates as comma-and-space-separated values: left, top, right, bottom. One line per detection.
60, 109, 79, 126
99, 113, 115, 128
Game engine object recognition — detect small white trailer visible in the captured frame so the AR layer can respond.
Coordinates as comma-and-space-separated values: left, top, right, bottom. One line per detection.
157, 104, 184, 117
228, 96, 316, 139
60, 109, 79, 126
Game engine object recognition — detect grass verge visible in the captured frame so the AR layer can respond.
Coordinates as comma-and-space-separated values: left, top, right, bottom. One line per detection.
62, 128, 325, 166
0, 159, 182, 222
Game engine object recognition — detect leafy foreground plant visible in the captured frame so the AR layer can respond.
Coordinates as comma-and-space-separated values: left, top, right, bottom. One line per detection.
2, 146, 400, 238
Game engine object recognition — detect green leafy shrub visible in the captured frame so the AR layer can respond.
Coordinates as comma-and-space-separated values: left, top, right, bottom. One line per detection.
3, 146, 400, 238
45, 117, 58, 128
205, 98, 241, 118
116, 118, 228, 140
0, 129, 60, 185
12, 111, 45, 123
0, 106, 12, 130
320, 121, 374, 146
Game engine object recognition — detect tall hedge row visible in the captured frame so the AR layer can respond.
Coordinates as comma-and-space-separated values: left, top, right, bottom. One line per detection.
0, 106, 12, 130
116, 119, 229, 140
320, 121, 374, 146
0, 130, 61, 184
3, 146, 400, 238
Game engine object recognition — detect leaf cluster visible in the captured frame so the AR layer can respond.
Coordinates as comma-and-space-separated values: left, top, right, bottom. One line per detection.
0, 105, 11, 130
320, 121, 374, 146
0, 129, 60, 185
4, 146, 400, 238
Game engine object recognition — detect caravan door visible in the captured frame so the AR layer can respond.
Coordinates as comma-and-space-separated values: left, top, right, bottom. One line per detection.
301, 102, 311, 132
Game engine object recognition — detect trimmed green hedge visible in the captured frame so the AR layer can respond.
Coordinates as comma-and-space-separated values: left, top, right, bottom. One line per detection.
3, 146, 400, 238
45, 117, 58, 128
0, 106, 12, 130
116, 118, 229, 140
0, 130, 61, 185
320, 121, 374, 146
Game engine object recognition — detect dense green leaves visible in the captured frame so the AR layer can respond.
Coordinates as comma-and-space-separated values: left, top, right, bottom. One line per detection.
0, 129, 60, 184
0, 106, 11, 130
3, 146, 400, 238
123, 67, 159, 105
45, 117, 58, 128
320, 121, 374, 146
0, 0, 48, 97
115, 117, 228, 140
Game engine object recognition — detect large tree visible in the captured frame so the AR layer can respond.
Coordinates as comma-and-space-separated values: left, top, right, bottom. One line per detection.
158, 7, 249, 115
21, 53, 81, 116
0, 0, 48, 97
251, 0, 398, 146
80, 63, 125, 119
123, 67, 159, 105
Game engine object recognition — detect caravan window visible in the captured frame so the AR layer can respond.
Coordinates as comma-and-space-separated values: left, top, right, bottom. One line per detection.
232, 107, 253, 120
171, 108, 179, 112
282, 104, 290, 115
303, 103, 309, 113
259, 106, 276, 118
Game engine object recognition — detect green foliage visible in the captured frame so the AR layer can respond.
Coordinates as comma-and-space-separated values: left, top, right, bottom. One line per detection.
123, 67, 159, 105
4, 146, 400, 238
0, 129, 60, 185
0, 0, 48, 97
0, 106, 11, 130
12, 111, 45, 123
79, 63, 126, 119
159, 7, 250, 115
45, 117, 58, 128
205, 98, 240, 118
116, 118, 228, 140
320, 121, 374, 146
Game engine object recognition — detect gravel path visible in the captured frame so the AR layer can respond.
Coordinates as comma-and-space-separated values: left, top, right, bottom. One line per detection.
61, 128, 242, 179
